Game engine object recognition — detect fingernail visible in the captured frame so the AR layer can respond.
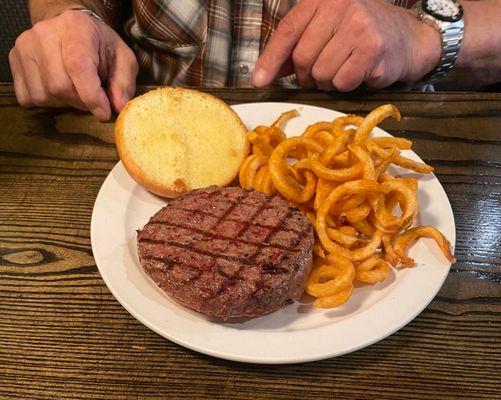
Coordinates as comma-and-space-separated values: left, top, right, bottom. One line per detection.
252, 67, 268, 87
94, 106, 110, 122
118, 95, 129, 111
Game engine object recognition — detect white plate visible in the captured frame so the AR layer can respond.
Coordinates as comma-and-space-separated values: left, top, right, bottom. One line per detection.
91, 102, 455, 364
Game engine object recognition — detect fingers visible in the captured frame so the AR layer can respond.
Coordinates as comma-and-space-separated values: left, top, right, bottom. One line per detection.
252, 1, 317, 87
292, 9, 340, 88
36, 30, 87, 111
106, 41, 139, 113
9, 49, 32, 107
331, 52, 368, 92
62, 37, 111, 121
311, 35, 353, 91
12, 36, 61, 108
11, 15, 108, 118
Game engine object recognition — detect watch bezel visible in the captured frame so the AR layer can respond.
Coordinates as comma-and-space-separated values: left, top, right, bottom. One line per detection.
421, 0, 464, 23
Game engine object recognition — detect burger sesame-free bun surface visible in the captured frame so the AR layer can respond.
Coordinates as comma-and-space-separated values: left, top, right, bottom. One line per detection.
115, 87, 249, 198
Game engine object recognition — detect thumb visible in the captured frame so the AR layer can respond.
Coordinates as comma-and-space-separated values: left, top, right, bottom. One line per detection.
107, 41, 139, 113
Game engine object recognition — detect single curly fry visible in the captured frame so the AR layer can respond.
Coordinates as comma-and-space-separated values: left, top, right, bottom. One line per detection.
347, 144, 375, 180
330, 150, 351, 167
303, 121, 337, 138
370, 178, 418, 232
319, 132, 352, 165
368, 139, 432, 175
291, 157, 313, 173
314, 179, 338, 211
316, 180, 380, 253
394, 155, 434, 174
272, 109, 299, 128
247, 130, 274, 156
269, 137, 323, 203
374, 147, 400, 178
352, 219, 377, 237
313, 286, 353, 308
356, 256, 391, 283
394, 226, 456, 267
402, 177, 418, 192
353, 104, 401, 144
338, 225, 358, 237
333, 194, 366, 214
326, 227, 359, 247
382, 234, 400, 267
332, 115, 364, 132
318, 223, 383, 261
339, 201, 372, 223
266, 126, 287, 147
309, 155, 363, 182
310, 130, 335, 147
313, 242, 326, 258
253, 165, 275, 194
369, 136, 412, 150
306, 255, 355, 298
239, 154, 269, 189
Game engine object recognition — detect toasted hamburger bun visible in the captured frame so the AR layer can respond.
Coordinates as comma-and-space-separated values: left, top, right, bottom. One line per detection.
115, 87, 249, 198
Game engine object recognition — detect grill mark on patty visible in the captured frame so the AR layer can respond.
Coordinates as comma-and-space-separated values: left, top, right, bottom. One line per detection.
140, 221, 303, 252
145, 216, 302, 235
141, 254, 290, 277
168, 206, 303, 233
139, 239, 263, 265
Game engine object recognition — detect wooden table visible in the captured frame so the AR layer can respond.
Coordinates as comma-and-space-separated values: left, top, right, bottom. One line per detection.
0, 83, 499, 399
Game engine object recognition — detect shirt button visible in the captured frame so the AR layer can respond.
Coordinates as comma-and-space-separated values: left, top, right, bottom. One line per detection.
239, 64, 249, 74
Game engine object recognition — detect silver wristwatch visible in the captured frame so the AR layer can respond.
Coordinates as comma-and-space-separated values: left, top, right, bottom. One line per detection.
417, 0, 464, 82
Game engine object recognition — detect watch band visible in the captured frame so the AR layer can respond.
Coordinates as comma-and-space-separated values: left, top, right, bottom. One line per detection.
417, 1, 464, 82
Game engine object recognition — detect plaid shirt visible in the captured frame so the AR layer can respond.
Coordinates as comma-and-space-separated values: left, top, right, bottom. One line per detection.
102, 0, 417, 87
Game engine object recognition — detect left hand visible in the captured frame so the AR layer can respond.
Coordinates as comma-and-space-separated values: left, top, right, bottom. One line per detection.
252, 0, 442, 91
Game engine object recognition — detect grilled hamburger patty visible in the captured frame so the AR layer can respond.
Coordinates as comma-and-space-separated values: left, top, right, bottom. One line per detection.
137, 186, 314, 320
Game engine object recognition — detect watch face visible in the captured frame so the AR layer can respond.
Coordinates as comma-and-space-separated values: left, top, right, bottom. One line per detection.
422, 0, 463, 22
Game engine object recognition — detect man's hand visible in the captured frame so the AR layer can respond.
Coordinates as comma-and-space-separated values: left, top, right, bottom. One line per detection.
252, 0, 442, 91
9, 10, 138, 120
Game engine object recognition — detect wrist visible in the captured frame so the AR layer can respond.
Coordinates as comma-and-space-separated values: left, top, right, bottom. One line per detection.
30, 1, 107, 24
402, 9, 442, 82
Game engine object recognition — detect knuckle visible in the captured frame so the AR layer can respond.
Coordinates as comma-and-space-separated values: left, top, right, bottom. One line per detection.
8, 48, 15, 64
332, 75, 354, 92
371, 32, 386, 54
18, 99, 32, 108
311, 65, 329, 83
275, 17, 298, 39
126, 49, 139, 74
46, 78, 70, 98
65, 52, 86, 75
351, 2, 372, 29
31, 21, 47, 36
14, 31, 30, 49
78, 90, 100, 108
31, 93, 47, 107
291, 49, 309, 70
17, 94, 32, 108
367, 65, 387, 88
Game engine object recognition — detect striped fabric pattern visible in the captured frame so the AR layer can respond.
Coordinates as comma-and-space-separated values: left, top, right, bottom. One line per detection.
103, 0, 417, 87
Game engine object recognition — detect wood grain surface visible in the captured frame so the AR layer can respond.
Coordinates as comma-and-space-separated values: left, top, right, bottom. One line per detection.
0, 83, 499, 400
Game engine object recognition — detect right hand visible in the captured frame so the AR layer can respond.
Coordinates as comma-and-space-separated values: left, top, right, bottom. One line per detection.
9, 9, 139, 121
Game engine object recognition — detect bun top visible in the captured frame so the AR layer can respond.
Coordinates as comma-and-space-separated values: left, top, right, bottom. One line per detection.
115, 87, 249, 198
